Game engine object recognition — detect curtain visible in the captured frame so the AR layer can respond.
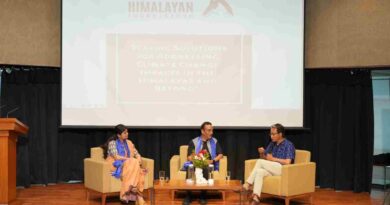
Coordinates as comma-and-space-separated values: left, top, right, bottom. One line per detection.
1, 68, 60, 186
304, 69, 374, 192
1, 67, 373, 192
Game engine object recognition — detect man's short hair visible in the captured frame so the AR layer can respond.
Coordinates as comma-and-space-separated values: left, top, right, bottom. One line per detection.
200, 121, 212, 130
271, 123, 285, 137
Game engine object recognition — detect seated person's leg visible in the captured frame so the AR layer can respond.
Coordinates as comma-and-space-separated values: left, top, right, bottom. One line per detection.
252, 168, 270, 202
200, 190, 207, 205
245, 159, 263, 188
182, 191, 192, 205
202, 167, 209, 179
200, 168, 209, 204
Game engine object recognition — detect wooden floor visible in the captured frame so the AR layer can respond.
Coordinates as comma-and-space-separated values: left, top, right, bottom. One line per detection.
7, 183, 388, 205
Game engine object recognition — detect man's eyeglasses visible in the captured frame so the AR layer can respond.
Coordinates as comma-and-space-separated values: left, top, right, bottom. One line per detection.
269, 132, 279, 136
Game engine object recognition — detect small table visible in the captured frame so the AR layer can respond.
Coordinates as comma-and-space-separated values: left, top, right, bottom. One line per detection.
152, 180, 243, 204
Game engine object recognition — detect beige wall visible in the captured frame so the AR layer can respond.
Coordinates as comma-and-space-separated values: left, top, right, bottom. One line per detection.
305, 0, 390, 68
0, 0, 60, 67
0, 0, 389, 68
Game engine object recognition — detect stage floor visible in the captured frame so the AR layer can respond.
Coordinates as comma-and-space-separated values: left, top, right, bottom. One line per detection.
7, 183, 388, 205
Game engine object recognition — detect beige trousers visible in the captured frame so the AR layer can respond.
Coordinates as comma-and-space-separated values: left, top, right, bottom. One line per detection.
246, 159, 282, 196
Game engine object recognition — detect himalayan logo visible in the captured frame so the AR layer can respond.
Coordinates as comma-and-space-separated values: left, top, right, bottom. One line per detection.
203, 0, 234, 16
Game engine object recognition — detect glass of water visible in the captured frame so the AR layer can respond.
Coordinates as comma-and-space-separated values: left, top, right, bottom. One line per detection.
226, 171, 231, 181
159, 171, 165, 183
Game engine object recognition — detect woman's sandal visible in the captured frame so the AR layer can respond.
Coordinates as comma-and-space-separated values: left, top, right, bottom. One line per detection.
136, 196, 146, 205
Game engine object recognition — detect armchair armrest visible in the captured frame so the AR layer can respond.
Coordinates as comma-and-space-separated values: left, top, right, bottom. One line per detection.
281, 162, 316, 196
84, 158, 111, 193
141, 157, 154, 189
217, 156, 228, 180
170, 155, 180, 180
244, 159, 258, 181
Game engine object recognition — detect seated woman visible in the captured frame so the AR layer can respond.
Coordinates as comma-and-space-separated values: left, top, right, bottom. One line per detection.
102, 124, 147, 204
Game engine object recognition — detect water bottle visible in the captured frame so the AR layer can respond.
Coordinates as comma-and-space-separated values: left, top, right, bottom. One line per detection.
186, 164, 194, 184
208, 164, 214, 185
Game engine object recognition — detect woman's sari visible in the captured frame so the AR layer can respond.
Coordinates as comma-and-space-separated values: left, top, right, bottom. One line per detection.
106, 139, 146, 202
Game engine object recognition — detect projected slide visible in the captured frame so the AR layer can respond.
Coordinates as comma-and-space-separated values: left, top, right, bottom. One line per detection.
62, 0, 304, 127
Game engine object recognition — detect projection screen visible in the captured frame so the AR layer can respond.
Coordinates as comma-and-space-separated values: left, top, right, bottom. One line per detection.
62, 0, 304, 127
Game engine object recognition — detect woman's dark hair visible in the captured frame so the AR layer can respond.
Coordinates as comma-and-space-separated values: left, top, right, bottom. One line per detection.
114, 124, 127, 135
101, 124, 128, 159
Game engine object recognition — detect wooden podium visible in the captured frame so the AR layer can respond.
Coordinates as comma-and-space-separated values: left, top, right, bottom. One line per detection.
0, 118, 28, 204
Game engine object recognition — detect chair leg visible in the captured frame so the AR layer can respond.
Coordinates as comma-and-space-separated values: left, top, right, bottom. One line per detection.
149, 189, 154, 205
102, 193, 107, 205
285, 197, 290, 205
309, 194, 313, 204
171, 190, 175, 201
86, 190, 89, 201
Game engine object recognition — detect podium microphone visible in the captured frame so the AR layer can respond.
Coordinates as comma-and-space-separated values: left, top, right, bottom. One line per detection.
6, 107, 19, 118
